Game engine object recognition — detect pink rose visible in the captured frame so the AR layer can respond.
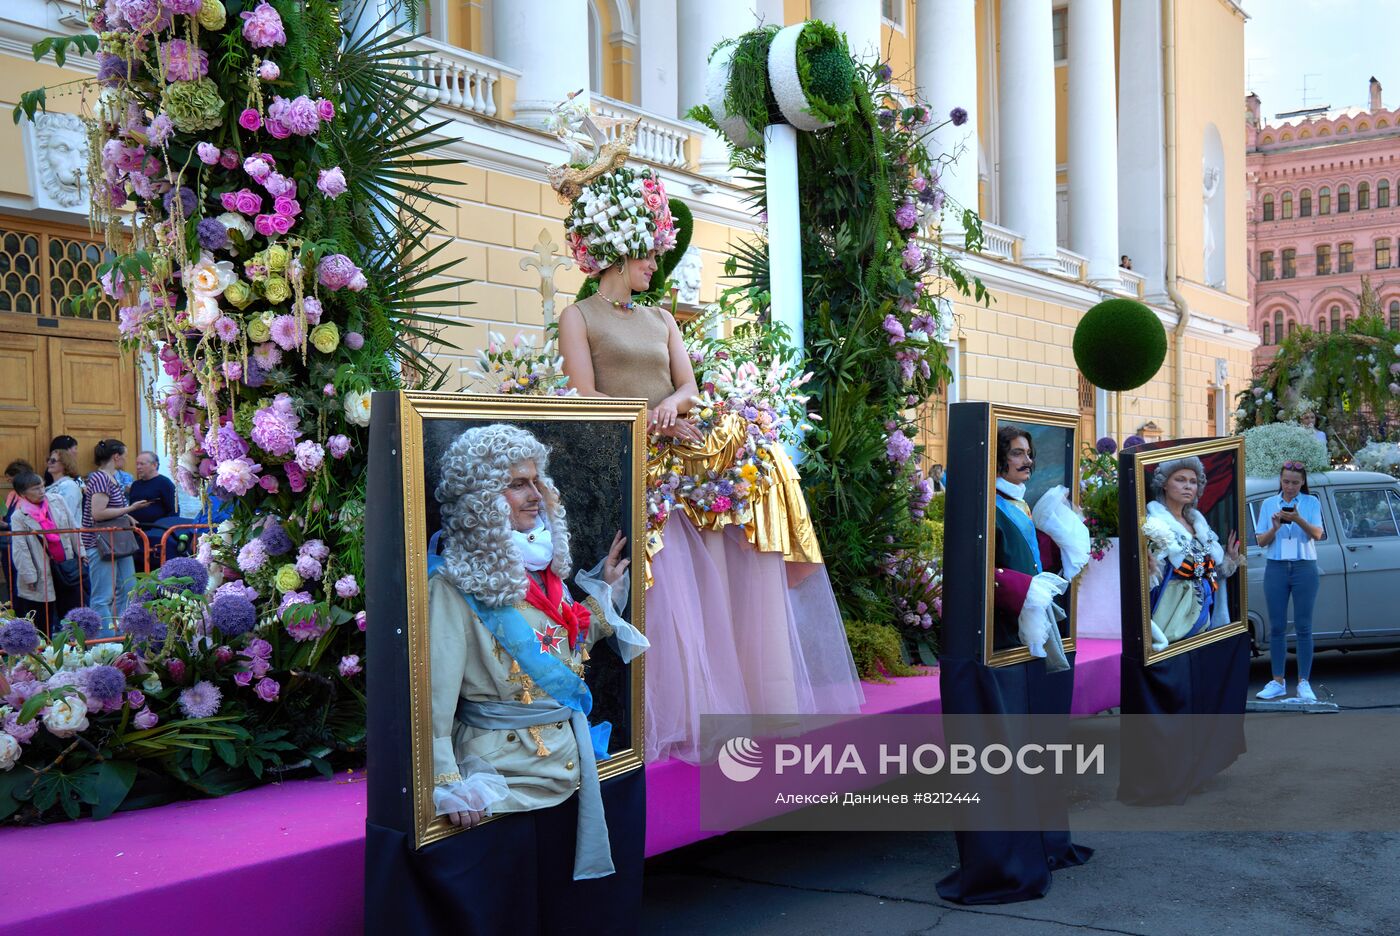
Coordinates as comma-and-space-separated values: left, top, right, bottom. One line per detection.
269, 213, 293, 235
265, 120, 291, 139
285, 461, 306, 492
220, 192, 240, 213
234, 189, 263, 215
133, 708, 158, 730
254, 214, 279, 237
273, 196, 300, 217
238, 108, 263, 132
254, 677, 280, 702
234, 671, 253, 687
316, 98, 335, 121
643, 191, 664, 211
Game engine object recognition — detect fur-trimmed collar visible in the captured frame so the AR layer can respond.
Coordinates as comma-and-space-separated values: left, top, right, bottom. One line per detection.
1144, 500, 1223, 565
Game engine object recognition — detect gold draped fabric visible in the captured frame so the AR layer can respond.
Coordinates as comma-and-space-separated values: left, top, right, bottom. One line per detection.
643, 414, 823, 587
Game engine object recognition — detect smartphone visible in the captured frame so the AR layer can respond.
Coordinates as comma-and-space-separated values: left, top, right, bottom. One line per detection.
1282, 505, 1297, 512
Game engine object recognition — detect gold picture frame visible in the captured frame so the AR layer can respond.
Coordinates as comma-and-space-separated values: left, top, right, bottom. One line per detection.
1130, 436, 1248, 666
397, 392, 649, 849
983, 405, 1081, 668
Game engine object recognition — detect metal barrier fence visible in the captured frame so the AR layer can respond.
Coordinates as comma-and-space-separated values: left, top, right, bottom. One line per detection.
157, 523, 212, 566
0, 525, 152, 639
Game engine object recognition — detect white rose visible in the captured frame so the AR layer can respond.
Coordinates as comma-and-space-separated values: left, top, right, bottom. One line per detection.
344, 390, 373, 427
142, 675, 163, 694
218, 212, 255, 242
43, 696, 89, 738
188, 294, 222, 331
0, 732, 19, 771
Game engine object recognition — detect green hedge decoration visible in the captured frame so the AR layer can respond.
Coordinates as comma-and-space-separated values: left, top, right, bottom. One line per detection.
575, 197, 694, 305
1073, 298, 1167, 392
793, 21, 856, 125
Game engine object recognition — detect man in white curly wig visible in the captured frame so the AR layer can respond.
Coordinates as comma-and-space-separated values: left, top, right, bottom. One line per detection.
426, 423, 647, 895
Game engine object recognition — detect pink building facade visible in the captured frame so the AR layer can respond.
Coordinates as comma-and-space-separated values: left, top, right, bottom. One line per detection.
1247, 78, 1400, 371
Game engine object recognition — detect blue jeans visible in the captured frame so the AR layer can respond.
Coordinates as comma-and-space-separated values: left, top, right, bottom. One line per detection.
85, 544, 134, 637
1263, 559, 1318, 681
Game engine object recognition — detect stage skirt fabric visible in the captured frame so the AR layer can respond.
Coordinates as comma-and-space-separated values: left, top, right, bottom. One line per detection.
644, 516, 865, 763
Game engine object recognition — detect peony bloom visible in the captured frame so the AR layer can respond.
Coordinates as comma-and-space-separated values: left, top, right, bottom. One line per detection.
316, 167, 348, 199
338, 655, 362, 678
894, 200, 919, 230
294, 555, 323, 581
215, 456, 263, 495
343, 390, 372, 427
294, 440, 325, 472
300, 540, 330, 562
250, 395, 302, 455
178, 680, 223, 718
317, 253, 361, 291
240, 1, 287, 49
243, 155, 273, 182
196, 142, 221, 165
267, 95, 322, 136
257, 60, 281, 81
0, 732, 18, 771
334, 575, 360, 599
326, 434, 351, 459
301, 296, 323, 325
43, 696, 89, 738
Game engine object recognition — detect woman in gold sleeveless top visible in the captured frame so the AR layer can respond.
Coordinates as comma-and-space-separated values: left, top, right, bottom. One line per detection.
551, 118, 863, 765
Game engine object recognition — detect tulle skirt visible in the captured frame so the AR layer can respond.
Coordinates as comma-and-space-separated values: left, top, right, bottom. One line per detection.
644, 516, 865, 764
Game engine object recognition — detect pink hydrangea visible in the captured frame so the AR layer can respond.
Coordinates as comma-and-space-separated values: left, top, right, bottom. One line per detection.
215, 456, 263, 495
294, 440, 325, 472
317, 167, 347, 199
241, 1, 287, 49
326, 435, 351, 459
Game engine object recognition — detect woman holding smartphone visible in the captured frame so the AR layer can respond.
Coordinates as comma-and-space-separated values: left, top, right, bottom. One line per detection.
1253, 461, 1325, 702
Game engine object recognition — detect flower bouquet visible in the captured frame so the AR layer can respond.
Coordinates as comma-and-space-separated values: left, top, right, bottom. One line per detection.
1079, 438, 1121, 561
466, 330, 576, 396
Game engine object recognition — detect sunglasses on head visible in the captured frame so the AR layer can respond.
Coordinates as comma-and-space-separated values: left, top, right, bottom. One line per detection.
1282, 461, 1305, 471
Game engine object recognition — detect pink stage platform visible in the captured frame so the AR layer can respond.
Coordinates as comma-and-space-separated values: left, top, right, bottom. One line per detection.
2, 639, 1121, 936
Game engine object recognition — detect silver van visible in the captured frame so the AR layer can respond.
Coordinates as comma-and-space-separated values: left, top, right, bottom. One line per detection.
1245, 471, 1400, 653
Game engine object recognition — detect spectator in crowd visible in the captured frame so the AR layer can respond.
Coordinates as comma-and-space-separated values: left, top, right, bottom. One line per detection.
42, 435, 79, 486
128, 451, 177, 525
2, 459, 33, 528
1120, 255, 1133, 270
8, 470, 83, 629
45, 448, 83, 522
1298, 410, 1327, 449
83, 439, 151, 626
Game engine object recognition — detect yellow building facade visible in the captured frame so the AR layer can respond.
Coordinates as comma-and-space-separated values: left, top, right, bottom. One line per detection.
0, 0, 1256, 472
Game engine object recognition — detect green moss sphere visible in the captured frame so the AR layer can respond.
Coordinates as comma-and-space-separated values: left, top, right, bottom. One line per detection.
1073, 298, 1167, 392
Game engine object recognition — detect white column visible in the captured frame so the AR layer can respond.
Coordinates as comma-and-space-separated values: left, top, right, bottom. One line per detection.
638, 0, 679, 117
493, 0, 590, 129
1068, 0, 1120, 287
998, 0, 1059, 271
917, 0, 978, 240
1117, 0, 1166, 300
678, 0, 763, 175
811, 0, 882, 63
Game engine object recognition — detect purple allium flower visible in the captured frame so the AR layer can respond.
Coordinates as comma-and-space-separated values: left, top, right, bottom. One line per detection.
1124, 435, 1146, 449
85, 665, 127, 703
1096, 436, 1118, 455
197, 217, 229, 250
96, 52, 131, 86
178, 680, 223, 718
159, 557, 210, 595
237, 539, 269, 573
338, 655, 362, 678
208, 593, 257, 638
133, 707, 158, 729
886, 429, 915, 464
118, 604, 167, 643
0, 618, 41, 656
259, 519, 294, 556
334, 575, 360, 599
240, 1, 288, 49
344, 331, 365, 351
316, 166, 347, 199
254, 677, 280, 701
62, 607, 105, 635
949, 107, 968, 127
163, 186, 197, 219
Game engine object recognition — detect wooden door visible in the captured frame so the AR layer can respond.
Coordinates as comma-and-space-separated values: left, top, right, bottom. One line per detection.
0, 332, 47, 472
49, 337, 141, 476
1077, 373, 1097, 452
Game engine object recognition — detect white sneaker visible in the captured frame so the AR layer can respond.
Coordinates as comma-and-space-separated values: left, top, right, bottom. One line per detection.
1296, 680, 1317, 703
1256, 680, 1287, 700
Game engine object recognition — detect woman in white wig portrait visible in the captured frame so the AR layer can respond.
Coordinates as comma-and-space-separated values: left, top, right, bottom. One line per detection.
1140, 456, 1241, 651
427, 423, 644, 885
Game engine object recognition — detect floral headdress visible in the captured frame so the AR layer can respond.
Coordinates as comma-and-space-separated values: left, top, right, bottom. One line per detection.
545, 94, 677, 275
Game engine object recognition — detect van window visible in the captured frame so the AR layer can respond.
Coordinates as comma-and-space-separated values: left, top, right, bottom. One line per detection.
1332, 489, 1400, 539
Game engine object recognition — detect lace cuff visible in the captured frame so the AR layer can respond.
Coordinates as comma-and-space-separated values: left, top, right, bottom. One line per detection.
1018, 571, 1068, 659
1149, 621, 1169, 652
1032, 485, 1091, 582
432, 753, 510, 817
575, 558, 649, 663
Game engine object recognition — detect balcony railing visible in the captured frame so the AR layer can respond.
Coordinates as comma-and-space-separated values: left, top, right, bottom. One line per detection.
980, 222, 1022, 262
1116, 267, 1146, 298
409, 36, 518, 119
592, 95, 694, 170
1052, 247, 1088, 282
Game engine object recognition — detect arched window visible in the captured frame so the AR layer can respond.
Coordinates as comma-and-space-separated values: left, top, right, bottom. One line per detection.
1358, 181, 1370, 209
1274, 309, 1284, 339
1282, 191, 1294, 218
1390, 300, 1399, 330
586, 0, 603, 93
1262, 194, 1275, 221
1300, 188, 1313, 216
1331, 305, 1342, 332
1339, 183, 1351, 212
1316, 243, 1332, 275
1317, 315, 1327, 333
1380, 179, 1392, 208
1263, 321, 1272, 344
1319, 186, 1332, 214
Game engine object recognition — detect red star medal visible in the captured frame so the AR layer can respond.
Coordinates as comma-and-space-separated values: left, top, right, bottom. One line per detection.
537, 623, 565, 655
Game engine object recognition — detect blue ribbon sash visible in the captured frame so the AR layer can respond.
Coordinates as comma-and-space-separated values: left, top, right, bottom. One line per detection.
996, 494, 1042, 573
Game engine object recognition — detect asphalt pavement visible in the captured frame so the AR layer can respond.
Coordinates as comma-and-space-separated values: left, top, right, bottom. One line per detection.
642, 648, 1400, 936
